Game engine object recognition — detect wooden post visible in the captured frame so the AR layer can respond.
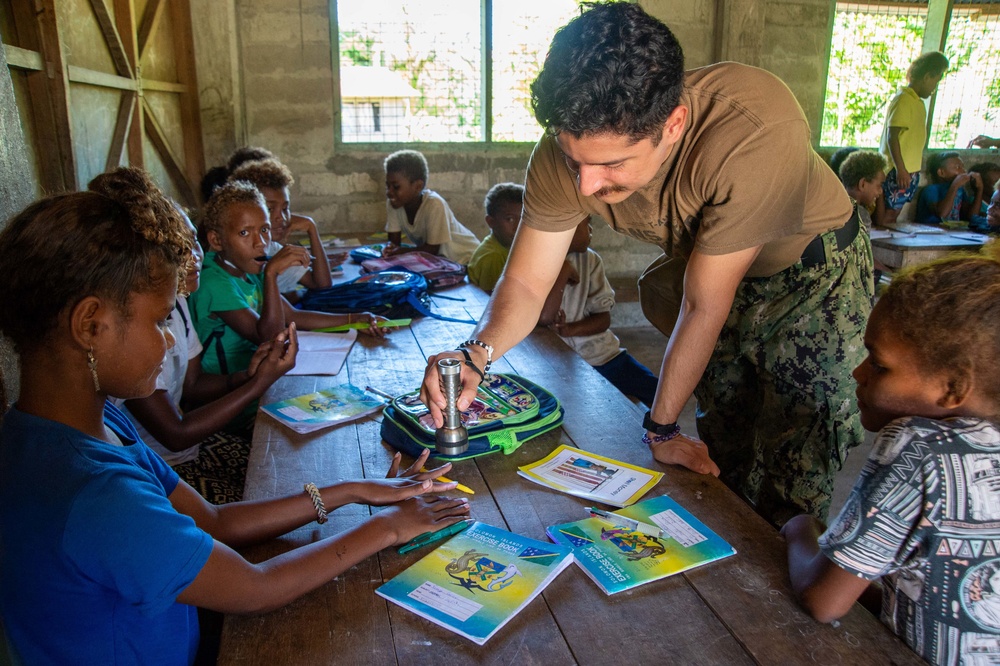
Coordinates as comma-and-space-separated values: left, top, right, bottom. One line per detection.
713, 0, 765, 66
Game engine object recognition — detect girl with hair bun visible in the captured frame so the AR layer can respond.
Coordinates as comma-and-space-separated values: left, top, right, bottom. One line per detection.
784, 243, 1000, 665
0, 167, 468, 665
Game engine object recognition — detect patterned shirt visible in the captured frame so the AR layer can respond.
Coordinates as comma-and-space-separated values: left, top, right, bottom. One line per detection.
820, 416, 1000, 665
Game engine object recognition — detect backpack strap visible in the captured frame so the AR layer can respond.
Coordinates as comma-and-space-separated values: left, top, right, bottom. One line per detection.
403, 290, 477, 324
200, 327, 229, 375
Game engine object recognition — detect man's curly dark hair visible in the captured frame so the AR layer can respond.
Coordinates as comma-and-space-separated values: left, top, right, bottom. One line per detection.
530, 2, 684, 144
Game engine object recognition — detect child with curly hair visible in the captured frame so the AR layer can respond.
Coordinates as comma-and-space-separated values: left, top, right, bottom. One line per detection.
0, 167, 468, 664
229, 157, 334, 300
190, 181, 388, 379
783, 244, 1000, 664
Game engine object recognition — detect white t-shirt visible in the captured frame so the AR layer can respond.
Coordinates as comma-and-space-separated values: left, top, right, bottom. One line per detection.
385, 189, 480, 264
558, 249, 623, 367
118, 298, 203, 465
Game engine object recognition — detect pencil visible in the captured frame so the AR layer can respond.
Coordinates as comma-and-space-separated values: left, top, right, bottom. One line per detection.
420, 467, 475, 495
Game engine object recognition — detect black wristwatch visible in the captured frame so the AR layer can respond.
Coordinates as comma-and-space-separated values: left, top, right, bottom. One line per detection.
643, 411, 678, 436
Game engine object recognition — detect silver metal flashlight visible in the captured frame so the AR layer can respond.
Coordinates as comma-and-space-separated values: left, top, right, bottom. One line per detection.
435, 357, 469, 456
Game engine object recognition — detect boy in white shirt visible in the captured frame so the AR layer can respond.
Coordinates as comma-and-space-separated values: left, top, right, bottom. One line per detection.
382, 150, 480, 264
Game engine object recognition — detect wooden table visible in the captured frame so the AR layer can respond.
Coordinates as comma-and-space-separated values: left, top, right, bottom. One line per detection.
871, 226, 986, 270
218, 277, 922, 666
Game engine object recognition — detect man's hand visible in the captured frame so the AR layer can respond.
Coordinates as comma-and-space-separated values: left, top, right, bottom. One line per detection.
419, 350, 484, 428
649, 432, 720, 476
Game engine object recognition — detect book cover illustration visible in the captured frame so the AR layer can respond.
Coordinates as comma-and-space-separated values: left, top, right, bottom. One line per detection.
517, 445, 663, 507
376, 521, 572, 645
546, 494, 736, 595
259, 383, 386, 434
393, 374, 538, 434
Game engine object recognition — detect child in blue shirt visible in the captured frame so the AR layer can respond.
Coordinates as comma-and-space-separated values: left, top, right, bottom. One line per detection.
915, 151, 986, 228
0, 167, 469, 665
783, 244, 1000, 665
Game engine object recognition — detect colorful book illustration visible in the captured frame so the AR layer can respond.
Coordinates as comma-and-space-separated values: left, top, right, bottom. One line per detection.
517, 445, 663, 507
285, 330, 357, 376
547, 494, 736, 595
259, 383, 385, 434
392, 374, 540, 435
376, 521, 572, 645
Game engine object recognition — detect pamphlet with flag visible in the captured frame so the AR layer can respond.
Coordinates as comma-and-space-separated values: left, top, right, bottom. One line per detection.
547, 494, 736, 595
516, 445, 662, 507
376, 521, 572, 645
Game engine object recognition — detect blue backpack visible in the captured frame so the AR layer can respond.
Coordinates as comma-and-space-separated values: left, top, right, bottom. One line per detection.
297, 270, 475, 324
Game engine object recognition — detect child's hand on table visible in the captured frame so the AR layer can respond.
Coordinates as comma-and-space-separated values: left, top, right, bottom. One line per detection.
354, 312, 393, 338
381, 242, 400, 257
344, 450, 461, 506
247, 323, 298, 382
375, 495, 472, 546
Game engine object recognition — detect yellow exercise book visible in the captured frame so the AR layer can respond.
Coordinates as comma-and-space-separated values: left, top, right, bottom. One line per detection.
517, 445, 663, 507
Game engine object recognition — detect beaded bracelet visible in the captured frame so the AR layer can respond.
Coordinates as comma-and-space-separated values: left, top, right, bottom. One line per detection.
642, 423, 682, 447
459, 339, 493, 372
303, 482, 328, 524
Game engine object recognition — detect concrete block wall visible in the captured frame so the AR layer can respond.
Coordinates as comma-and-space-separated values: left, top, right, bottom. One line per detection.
191, 0, 838, 281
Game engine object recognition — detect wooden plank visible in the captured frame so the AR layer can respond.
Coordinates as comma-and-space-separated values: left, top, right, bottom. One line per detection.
141, 96, 195, 202
105, 90, 134, 171
2, 44, 43, 71
713, 0, 765, 65
35, 0, 78, 190
136, 0, 165, 63
67, 64, 136, 90
112, 0, 144, 168
166, 0, 204, 207
87, 0, 133, 78
141, 77, 186, 93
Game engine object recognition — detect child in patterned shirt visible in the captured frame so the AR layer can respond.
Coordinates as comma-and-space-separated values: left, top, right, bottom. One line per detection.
782, 243, 1000, 665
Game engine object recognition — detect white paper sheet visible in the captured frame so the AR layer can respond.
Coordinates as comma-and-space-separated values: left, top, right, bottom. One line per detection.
285, 330, 357, 375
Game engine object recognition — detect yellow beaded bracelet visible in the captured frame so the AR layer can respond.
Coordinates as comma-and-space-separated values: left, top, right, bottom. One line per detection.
303, 482, 328, 524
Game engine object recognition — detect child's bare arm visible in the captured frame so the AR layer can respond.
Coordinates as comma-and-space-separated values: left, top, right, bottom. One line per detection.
126, 328, 297, 450
887, 128, 910, 188
551, 311, 611, 338
170, 450, 469, 613
176, 495, 468, 614
283, 301, 389, 338
962, 173, 984, 221
935, 174, 971, 219
781, 515, 871, 623
289, 214, 333, 289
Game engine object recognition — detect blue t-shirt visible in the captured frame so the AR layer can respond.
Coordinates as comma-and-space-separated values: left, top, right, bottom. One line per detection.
0, 403, 214, 665
916, 182, 968, 224
820, 416, 1000, 665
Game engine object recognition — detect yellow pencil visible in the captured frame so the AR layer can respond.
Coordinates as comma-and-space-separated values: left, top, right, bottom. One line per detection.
421, 467, 475, 495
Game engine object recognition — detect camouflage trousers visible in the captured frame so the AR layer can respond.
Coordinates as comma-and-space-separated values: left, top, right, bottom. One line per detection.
641, 224, 873, 526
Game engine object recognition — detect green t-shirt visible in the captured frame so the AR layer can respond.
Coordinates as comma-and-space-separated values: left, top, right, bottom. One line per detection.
189, 253, 263, 375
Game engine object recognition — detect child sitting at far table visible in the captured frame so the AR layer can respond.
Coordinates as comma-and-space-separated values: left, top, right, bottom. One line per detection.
382, 149, 480, 264
191, 181, 389, 381
229, 157, 335, 301
915, 151, 987, 229
542, 220, 660, 407
783, 244, 1000, 665
468, 182, 524, 293
0, 166, 470, 665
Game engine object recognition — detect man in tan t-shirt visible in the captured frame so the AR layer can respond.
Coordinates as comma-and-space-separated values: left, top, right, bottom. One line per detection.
420, 2, 872, 526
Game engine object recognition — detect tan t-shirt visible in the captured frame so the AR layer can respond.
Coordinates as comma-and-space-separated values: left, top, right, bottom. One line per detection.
522, 62, 852, 277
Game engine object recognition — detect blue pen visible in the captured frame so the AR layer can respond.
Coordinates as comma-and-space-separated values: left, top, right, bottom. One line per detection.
398, 519, 473, 555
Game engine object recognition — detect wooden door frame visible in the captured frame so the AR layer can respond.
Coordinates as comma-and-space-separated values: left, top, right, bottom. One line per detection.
2, 0, 203, 203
